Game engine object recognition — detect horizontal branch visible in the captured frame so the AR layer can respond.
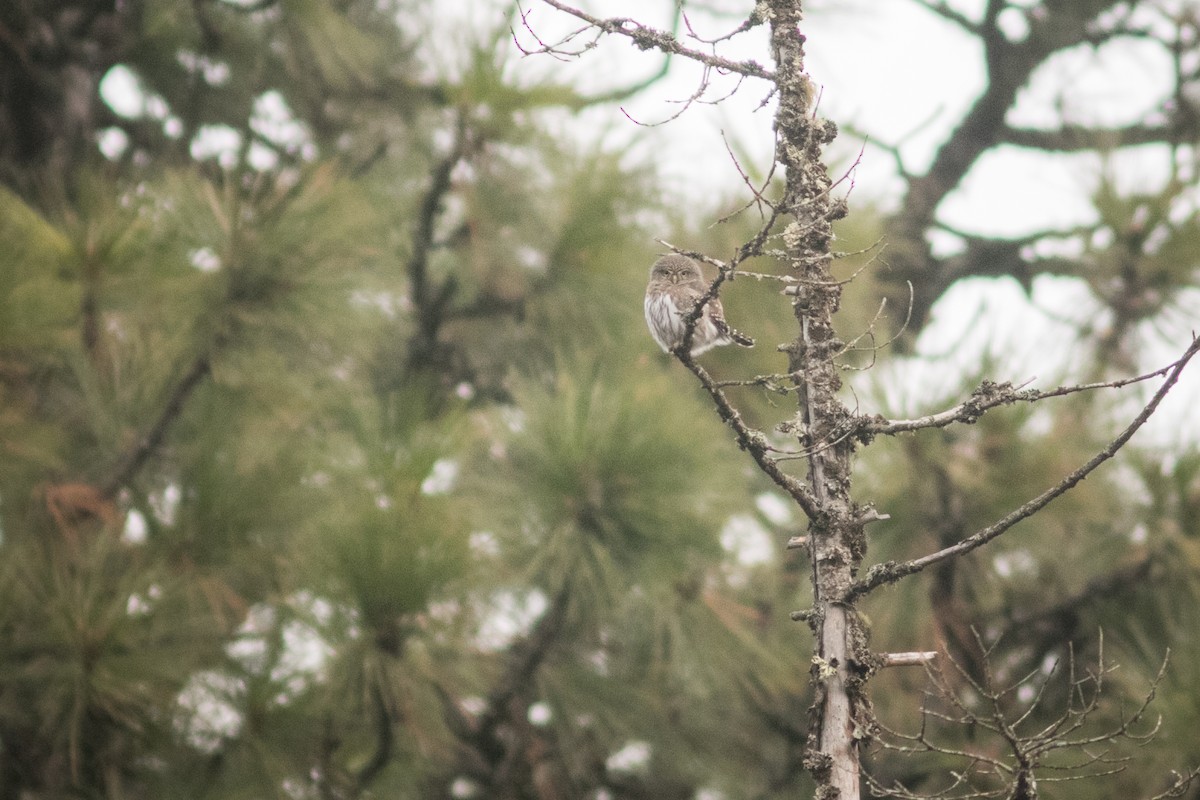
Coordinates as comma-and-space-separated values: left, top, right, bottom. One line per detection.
716, 372, 797, 394
537, 0, 775, 81
847, 335, 1200, 600
861, 351, 1195, 436
1001, 121, 1191, 152
880, 651, 938, 668
1009, 555, 1153, 630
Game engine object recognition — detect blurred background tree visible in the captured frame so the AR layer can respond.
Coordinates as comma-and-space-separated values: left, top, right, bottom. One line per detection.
0, 1, 1197, 798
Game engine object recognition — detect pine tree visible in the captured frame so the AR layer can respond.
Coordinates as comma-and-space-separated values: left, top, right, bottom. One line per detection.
4, 1, 1200, 799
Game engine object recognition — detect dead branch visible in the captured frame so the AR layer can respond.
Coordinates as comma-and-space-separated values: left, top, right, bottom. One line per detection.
677, 352, 822, 522
714, 128, 777, 223
860, 338, 1200, 437
867, 634, 1193, 800
524, 0, 775, 81
681, 6, 767, 46
881, 652, 939, 668
848, 335, 1200, 600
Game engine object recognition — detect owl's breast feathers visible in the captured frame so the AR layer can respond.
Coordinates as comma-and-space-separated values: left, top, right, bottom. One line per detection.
644, 291, 754, 356
644, 290, 683, 353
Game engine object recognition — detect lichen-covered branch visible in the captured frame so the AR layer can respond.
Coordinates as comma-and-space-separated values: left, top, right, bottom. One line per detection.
859, 349, 1198, 437
847, 335, 1200, 600
676, 352, 821, 521
529, 0, 775, 81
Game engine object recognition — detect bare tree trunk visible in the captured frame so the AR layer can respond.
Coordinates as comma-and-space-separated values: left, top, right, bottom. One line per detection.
767, 1, 864, 796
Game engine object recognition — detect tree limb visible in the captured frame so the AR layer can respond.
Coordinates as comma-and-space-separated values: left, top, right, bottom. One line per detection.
532, 0, 774, 81
475, 579, 572, 748
101, 353, 212, 499
1001, 121, 1200, 152
677, 351, 822, 521
881, 0, 1130, 330
847, 335, 1200, 600
1008, 555, 1153, 632
349, 677, 395, 797
861, 348, 1197, 436
911, 0, 981, 34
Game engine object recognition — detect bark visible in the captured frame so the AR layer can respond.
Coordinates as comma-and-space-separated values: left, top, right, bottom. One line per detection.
766, 1, 868, 796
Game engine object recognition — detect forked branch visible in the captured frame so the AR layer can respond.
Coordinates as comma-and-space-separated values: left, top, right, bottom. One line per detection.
848, 335, 1200, 600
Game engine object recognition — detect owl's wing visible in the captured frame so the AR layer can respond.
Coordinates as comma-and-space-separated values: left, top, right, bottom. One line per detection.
708, 297, 755, 348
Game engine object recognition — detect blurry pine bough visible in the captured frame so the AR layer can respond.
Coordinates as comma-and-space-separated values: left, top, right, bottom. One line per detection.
1, 0, 1199, 798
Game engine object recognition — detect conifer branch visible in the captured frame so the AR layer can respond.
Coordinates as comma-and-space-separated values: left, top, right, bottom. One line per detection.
407, 118, 468, 362
480, 579, 571, 726
430, 583, 573, 794
1008, 556, 1154, 634
101, 353, 212, 499
847, 335, 1200, 600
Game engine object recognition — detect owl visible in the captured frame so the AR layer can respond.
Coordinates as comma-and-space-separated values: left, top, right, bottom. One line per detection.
644, 254, 754, 356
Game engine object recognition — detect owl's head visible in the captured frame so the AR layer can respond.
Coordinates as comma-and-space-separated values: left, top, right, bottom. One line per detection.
649, 253, 702, 284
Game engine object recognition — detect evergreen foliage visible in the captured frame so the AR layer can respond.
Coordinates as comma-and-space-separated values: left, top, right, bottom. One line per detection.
1, 1, 1198, 798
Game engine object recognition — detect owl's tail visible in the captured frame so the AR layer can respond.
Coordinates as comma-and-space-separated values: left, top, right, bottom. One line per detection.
725, 325, 754, 348
731, 329, 754, 347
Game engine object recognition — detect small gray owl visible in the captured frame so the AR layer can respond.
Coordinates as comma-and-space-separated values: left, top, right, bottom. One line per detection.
644, 254, 754, 356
